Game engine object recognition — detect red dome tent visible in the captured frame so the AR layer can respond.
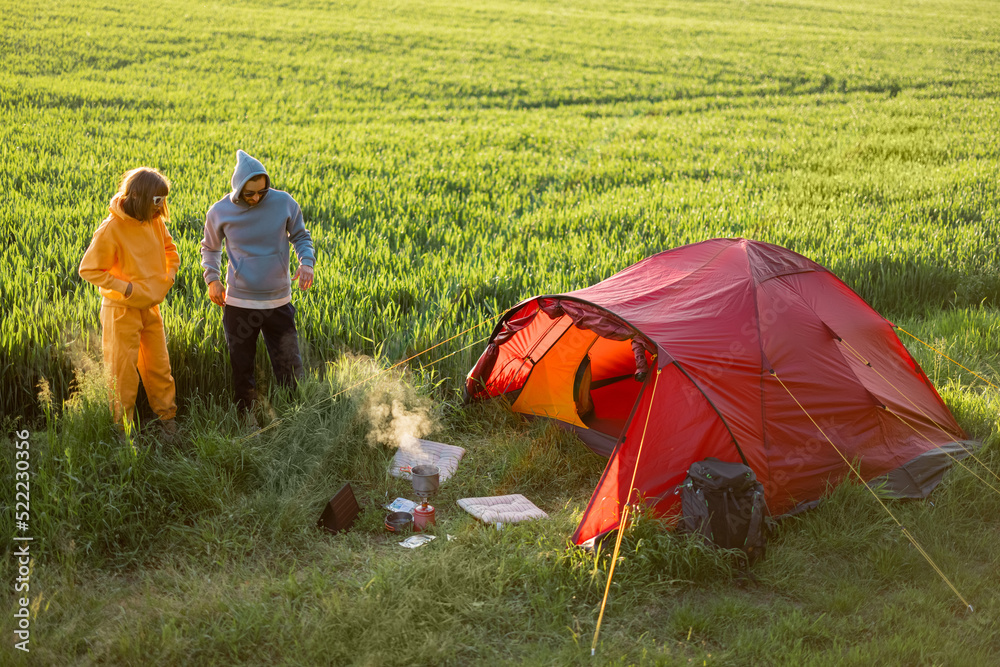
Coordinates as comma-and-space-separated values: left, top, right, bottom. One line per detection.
466, 238, 972, 546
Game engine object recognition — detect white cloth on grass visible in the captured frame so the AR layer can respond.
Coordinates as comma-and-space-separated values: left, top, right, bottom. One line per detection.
390, 436, 466, 484
457, 494, 549, 524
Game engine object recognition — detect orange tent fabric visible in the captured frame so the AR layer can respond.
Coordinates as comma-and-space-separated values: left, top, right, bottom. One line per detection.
466, 239, 970, 546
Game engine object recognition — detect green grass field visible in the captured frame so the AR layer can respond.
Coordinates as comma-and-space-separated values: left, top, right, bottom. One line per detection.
3, 0, 1000, 664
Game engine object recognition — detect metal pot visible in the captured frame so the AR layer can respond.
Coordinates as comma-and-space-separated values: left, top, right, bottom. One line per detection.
385, 511, 413, 533
410, 464, 440, 496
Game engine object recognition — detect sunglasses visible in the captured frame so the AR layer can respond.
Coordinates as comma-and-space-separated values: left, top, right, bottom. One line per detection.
242, 187, 269, 200
153, 195, 167, 206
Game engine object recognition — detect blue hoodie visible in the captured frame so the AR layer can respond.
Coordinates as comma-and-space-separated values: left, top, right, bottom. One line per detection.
201, 150, 315, 308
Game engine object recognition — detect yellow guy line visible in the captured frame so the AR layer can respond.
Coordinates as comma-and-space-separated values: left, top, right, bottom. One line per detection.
895, 326, 1000, 391
837, 338, 1000, 489
770, 369, 973, 613
329, 319, 495, 401
419, 335, 492, 368
591, 366, 662, 656
237, 318, 496, 444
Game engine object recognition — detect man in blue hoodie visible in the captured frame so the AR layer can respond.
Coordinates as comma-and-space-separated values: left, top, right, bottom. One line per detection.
201, 150, 316, 417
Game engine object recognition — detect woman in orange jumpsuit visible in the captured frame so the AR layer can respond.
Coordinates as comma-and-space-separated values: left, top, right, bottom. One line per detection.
79, 167, 179, 436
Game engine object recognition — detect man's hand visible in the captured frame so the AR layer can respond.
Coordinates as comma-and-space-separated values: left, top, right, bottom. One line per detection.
208, 280, 226, 307
293, 265, 314, 290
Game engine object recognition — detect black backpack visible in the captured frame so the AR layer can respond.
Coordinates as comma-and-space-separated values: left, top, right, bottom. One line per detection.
679, 457, 769, 564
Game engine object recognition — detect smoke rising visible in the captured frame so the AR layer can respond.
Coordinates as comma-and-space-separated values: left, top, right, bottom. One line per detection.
362, 371, 438, 449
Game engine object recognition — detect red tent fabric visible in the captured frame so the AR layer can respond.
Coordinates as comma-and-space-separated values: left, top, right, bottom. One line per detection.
466, 238, 970, 546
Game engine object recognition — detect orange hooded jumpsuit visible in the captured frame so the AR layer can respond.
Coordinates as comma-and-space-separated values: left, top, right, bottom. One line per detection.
79, 195, 179, 424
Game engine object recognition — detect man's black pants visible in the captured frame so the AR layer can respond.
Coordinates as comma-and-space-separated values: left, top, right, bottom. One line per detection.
222, 303, 303, 412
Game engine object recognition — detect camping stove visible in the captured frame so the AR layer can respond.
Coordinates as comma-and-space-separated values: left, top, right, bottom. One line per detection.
410, 464, 440, 531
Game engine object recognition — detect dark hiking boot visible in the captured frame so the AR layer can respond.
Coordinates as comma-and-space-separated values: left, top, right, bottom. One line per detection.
156, 418, 180, 446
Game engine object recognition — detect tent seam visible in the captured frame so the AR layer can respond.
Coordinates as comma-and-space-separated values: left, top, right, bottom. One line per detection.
570, 367, 656, 544
597, 244, 734, 327
754, 267, 821, 285
530, 294, 662, 360
772, 274, 903, 470
494, 315, 565, 397
672, 362, 749, 467
749, 247, 772, 486
508, 317, 577, 405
